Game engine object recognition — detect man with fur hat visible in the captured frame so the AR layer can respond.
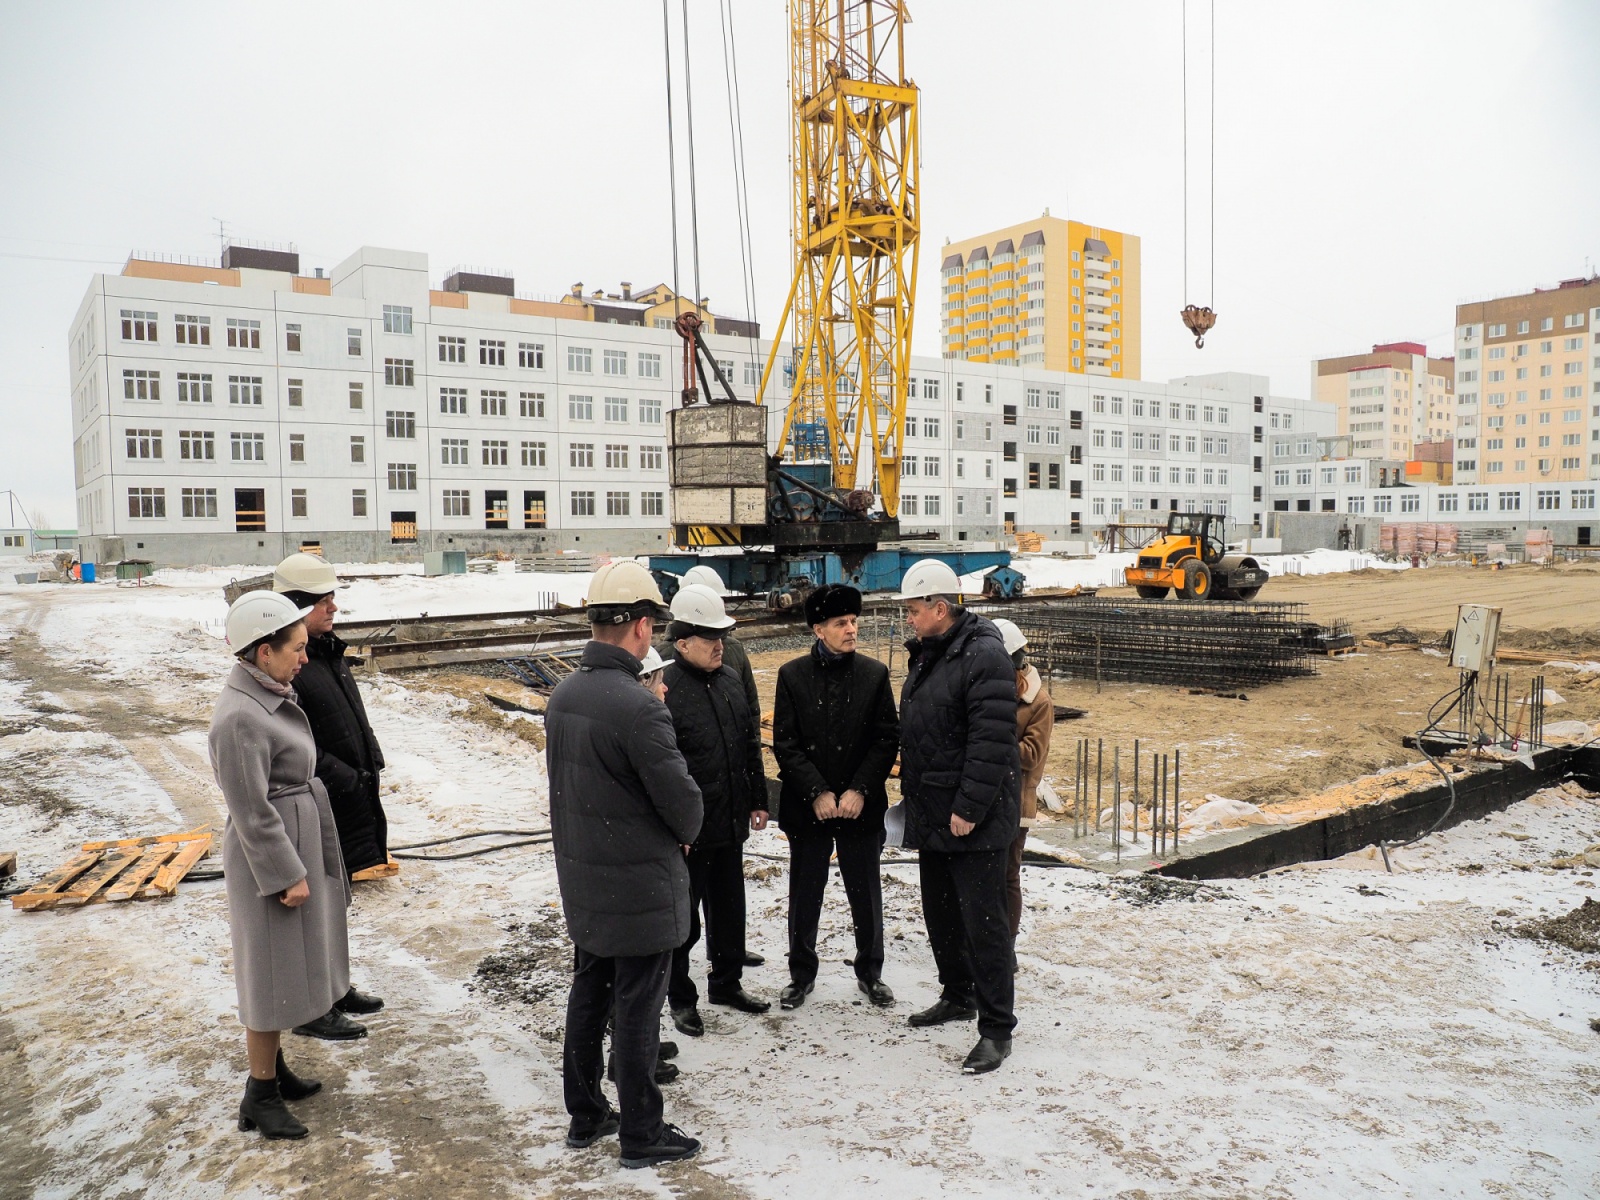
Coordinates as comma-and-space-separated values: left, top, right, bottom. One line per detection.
771, 584, 901, 1010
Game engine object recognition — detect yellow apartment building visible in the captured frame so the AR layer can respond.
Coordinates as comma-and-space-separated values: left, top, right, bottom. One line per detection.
939, 214, 1141, 379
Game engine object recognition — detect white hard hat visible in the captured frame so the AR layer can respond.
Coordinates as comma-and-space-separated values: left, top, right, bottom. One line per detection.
272, 551, 340, 596
894, 558, 963, 601
992, 617, 1027, 656
682, 565, 729, 595
586, 561, 666, 613
226, 591, 312, 655
670, 583, 736, 630
638, 647, 666, 677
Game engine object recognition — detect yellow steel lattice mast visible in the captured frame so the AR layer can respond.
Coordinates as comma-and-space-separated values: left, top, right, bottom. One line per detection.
762, 0, 920, 519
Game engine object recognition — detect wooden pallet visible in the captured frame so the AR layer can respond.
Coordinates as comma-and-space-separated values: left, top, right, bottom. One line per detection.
11, 827, 212, 911
351, 854, 400, 883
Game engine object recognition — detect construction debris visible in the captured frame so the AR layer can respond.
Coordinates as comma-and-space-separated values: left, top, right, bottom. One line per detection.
351, 855, 401, 883
1512, 897, 1600, 955
483, 680, 549, 715
12, 827, 212, 911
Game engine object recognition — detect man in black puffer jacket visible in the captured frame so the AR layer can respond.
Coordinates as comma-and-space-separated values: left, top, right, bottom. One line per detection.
895, 559, 1021, 1076
274, 553, 387, 1040
661, 586, 772, 1033
772, 584, 899, 1011
547, 561, 704, 1169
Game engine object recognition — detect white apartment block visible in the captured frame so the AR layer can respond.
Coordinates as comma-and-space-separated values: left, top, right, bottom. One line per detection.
70, 243, 1326, 567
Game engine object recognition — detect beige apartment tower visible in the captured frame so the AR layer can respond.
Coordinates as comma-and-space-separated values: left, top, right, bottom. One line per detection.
1313, 341, 1455, 463
940, 214, 1141, 379
1454, 276, 1600, 485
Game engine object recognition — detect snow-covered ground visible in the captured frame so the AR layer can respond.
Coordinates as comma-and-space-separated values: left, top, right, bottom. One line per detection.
2, 567, 1597, 1199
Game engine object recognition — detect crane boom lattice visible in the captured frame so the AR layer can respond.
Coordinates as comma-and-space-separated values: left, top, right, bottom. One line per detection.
775, 0, 920, 519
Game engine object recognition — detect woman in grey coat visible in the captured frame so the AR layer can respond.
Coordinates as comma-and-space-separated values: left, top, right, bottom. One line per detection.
210, 591, 352, 1140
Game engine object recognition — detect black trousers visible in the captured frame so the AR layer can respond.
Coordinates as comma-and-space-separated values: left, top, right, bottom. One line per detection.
667, 842, 746, 1010
563, 947, 671, 1153
918, 848, 1017, 1042
787, 826, 884, 986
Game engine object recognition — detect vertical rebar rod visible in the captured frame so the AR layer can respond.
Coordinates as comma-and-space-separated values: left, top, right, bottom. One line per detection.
1132, 739, 1141, 845
1075, 739, 1085, 838
1174, 749, 1182, 855
1096, 738, 1105, 834
1113, 746, 1122, 860
1157, 754, 1167, 856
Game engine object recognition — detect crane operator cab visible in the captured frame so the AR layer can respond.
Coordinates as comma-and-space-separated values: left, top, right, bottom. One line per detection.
1123, 511, 1269, 602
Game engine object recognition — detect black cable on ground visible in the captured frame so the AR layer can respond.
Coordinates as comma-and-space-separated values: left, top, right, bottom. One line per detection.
1381, 674, 1471, 870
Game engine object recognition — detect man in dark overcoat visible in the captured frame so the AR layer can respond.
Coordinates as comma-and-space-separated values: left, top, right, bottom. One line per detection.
771, 584, 900, 1010
661, 587, 772, 1032
547, 560, 705, 1169
895, 559, 1021, 1075
273, 552, 386, 1040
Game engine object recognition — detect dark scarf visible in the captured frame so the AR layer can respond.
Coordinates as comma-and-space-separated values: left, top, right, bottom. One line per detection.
811, 638, 854, 668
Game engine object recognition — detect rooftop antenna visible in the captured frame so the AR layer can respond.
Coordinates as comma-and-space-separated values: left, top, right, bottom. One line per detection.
214, 218, 228, 260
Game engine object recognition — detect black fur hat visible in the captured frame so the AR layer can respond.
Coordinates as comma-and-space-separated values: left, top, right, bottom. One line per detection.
804, 583, 862, 626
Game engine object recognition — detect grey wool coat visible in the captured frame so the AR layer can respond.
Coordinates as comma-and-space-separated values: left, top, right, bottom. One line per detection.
209, 663, 351, 1031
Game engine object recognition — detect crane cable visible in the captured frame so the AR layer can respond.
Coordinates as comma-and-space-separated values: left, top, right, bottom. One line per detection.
1180, 0, 1218, 349
681, 0, 704, 319
718, 0, 761, 391
661, 0, 683, 320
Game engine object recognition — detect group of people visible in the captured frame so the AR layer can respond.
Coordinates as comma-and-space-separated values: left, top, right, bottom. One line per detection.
546, 558, 1052, 1169
207, 552, 1053, 1166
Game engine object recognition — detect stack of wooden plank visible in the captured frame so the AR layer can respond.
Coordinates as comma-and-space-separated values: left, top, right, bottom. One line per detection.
11, 827, 212, 911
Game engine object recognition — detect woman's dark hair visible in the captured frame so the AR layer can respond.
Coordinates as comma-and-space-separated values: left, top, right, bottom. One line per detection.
1011, 648, 1027, 669
239, 618, 306, 661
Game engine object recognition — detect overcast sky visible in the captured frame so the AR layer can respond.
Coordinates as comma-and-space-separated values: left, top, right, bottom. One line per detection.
4, 0, 1598, 527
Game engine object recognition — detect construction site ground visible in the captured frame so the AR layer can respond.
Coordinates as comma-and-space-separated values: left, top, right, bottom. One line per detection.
3, 560, 1599, 1199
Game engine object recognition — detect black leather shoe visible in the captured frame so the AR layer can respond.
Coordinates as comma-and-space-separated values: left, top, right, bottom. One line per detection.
274, 1049, 321, 1101
708, 987, 771, 1014
620, 1123, 701, 1169
961, 1036, 1013, 1075
671, 1006, 704, 1037
779, 981, 814, 1010
291, 1009, 368, 1041
335, 985, 385, 1015
907, 998, 977, 1028
743, 950, 765, 967
658, 1040, 679, 1061
238, 1075, 308, 1140
565, 1108, 620, 1149
858, 978, 895, 1007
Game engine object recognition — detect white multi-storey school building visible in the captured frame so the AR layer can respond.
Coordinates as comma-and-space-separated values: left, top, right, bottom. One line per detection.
69, 242, 1329, 567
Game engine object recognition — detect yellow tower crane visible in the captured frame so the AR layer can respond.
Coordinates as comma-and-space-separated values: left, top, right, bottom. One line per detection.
661, 2, 1016, 604
762, 0, 921, 520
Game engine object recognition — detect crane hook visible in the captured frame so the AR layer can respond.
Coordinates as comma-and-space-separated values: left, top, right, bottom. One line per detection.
1181, 304, 1216, 349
